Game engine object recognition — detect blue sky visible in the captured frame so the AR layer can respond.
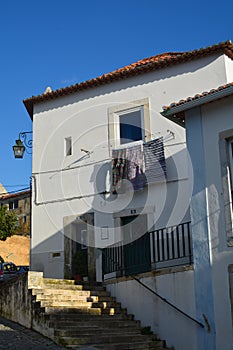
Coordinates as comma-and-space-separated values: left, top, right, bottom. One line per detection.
0, 0, 232, 193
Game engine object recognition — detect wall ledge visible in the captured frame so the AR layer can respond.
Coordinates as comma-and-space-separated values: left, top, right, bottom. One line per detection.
104, 264, 193, 285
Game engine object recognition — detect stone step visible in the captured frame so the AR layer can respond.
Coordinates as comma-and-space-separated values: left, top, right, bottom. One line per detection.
76, 283, 106, 291
75, 281, 103, 287
46, 312, 135, 322
54, 326, 141, 337
45, 306, 127, 316
32, 288, 111, 298
91, 301, 120, 308
31, 279, 168, 350
55, 333, 158, 347
49, 319, 141, 329
36, 295, 90, 302
40, 299, 121, 309
42, 284, 86, 291
65, 343, 165, 350
32, 289, 90, 297
43, 278, 75, 285
41, 283, 106, 291
36, 293, 115, 303
40, 300, 93, 308
43, 279, 105, 289
90, 290, 111, 297
65, 341, 167, 350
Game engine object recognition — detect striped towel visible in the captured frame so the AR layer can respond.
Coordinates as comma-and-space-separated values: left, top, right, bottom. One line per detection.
144, 137, 167, 184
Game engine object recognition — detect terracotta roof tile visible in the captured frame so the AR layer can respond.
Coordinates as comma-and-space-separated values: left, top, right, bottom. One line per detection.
162, 82, 233, 113
24, 40, 233, 119
161, 82, 233, 127
0, 190, 31, 201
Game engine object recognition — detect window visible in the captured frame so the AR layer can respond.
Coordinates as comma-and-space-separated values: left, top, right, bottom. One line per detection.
108, 98, 151, 149
228, 264, 233, 325
65, 137, 72, 156
118, 107, 144, 145
9, 200, 18, 210
101, 227, 109, 240
228, 138, 233, 201
81, 229, 87, 250
219, 131, 233, 245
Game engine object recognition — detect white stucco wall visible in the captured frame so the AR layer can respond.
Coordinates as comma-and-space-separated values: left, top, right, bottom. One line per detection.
185, 95, 233, 349
106, 269, 197, 350
201, 97, 233, 350
225, 55, 233, 81
31, 54, 232, 264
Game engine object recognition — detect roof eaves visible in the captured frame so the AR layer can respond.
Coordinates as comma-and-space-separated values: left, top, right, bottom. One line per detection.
0, 190, 31, 201
24, 40, 233, 120
161, 84, 233, 122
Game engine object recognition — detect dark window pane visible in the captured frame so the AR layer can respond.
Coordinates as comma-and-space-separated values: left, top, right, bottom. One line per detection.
120, 110, 143, 144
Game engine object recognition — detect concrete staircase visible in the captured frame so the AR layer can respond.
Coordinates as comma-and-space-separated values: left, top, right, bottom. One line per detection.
31, 278, 171, 350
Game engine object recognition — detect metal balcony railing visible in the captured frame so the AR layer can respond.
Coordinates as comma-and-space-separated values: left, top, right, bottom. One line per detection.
150, 221, 192, 269
102, 221, 205, 329
102, 222, 192, 277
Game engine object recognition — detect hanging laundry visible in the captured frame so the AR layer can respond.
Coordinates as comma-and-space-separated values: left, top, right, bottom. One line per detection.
112, 147, 128, 193
126, 142, 145, 191
144, 137, 167, 184
112, 138, 166, 192
112, 141, 145, 193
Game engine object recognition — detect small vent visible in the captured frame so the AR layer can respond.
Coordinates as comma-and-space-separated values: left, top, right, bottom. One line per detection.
52, 252, 61, 258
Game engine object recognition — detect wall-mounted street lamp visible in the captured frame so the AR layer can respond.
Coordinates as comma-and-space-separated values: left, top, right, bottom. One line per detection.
13, 131, 32, 159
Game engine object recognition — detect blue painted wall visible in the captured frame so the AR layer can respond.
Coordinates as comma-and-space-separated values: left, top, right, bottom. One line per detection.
185, 107, 216, 349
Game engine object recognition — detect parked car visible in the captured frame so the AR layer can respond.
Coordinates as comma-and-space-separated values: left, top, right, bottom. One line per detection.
0, 262, 18, 283
16, 265, 29, 274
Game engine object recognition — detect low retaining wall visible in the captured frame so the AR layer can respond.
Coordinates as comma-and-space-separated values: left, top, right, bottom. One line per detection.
0, 271, 45, 331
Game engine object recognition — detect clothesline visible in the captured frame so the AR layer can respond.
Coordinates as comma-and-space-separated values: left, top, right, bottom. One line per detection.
113, 131, 175, 151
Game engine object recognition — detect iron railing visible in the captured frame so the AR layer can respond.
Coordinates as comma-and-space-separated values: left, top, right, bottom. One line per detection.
102, 242, 123, 276
102, 221, 205, 329
103, 221, 192, 276
150, 221, 192, 269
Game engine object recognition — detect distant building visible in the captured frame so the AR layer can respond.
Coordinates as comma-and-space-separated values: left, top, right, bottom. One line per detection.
0, 189, 31, 236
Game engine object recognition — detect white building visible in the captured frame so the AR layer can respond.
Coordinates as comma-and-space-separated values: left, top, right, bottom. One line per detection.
24, 40, 233, 350
162, 82, 233, 349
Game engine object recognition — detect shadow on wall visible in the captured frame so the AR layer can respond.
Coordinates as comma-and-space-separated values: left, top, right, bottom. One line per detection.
30, 144, 192, 279
90, 145, 191, 229
31, 220, 93, 280
30, 231, 65, 278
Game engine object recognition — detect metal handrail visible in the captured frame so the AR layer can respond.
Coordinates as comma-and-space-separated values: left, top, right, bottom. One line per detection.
102, 224, 205, 329
131, 275, 204, 328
